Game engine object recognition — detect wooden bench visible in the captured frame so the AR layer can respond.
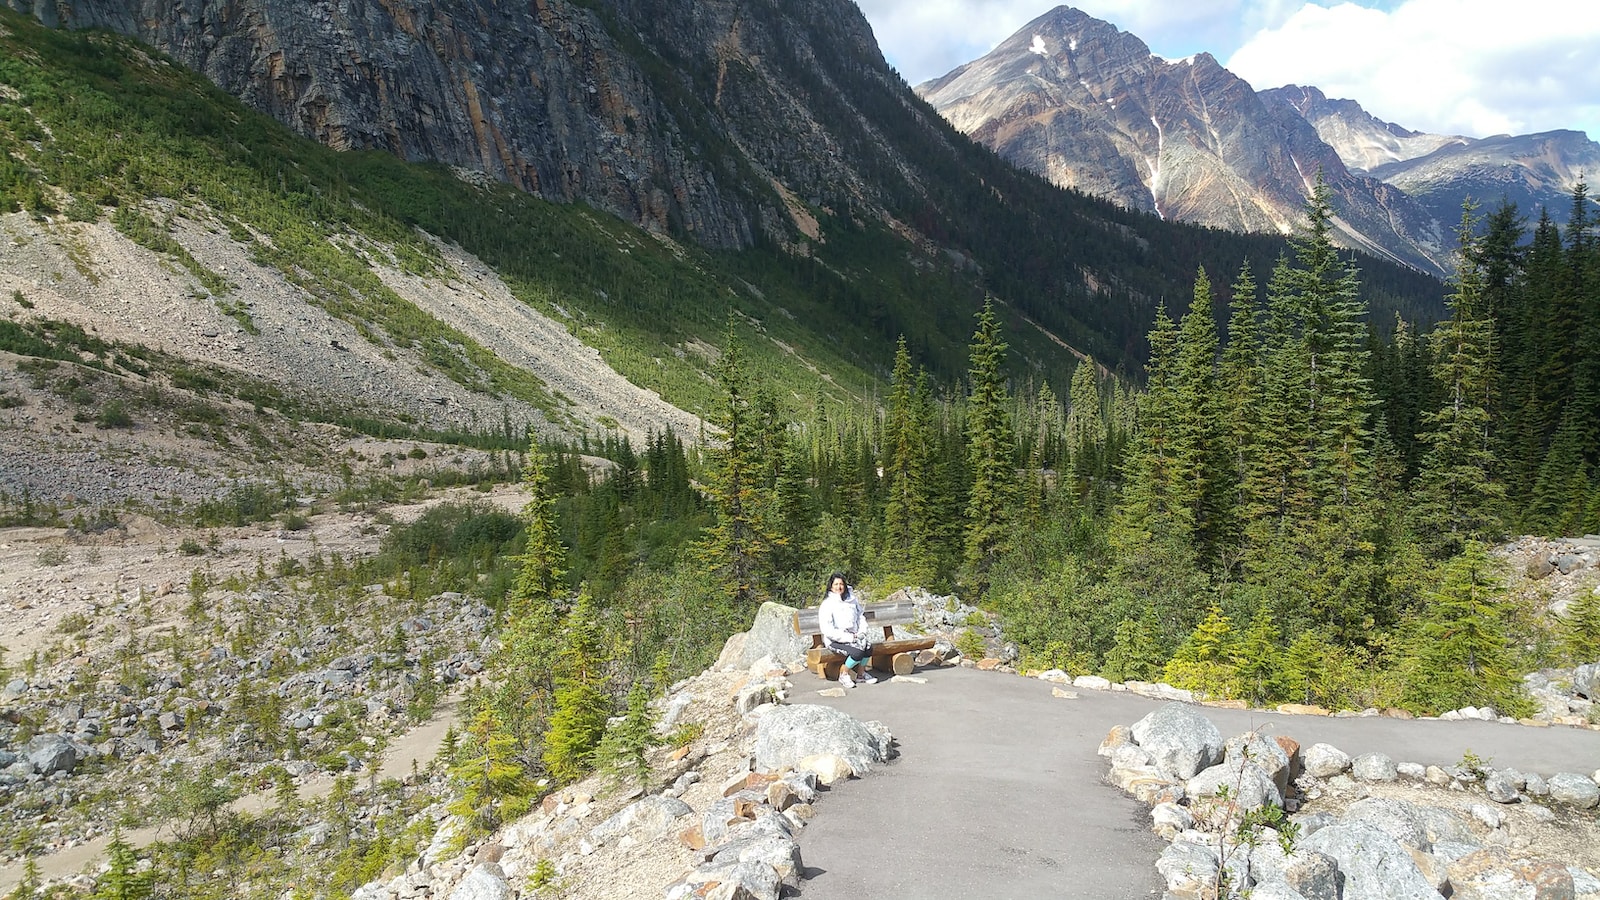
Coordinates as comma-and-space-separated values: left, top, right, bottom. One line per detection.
793, 599, 936, 680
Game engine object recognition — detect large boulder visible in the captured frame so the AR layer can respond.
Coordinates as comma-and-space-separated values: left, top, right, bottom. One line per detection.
1447, 846, 1576, 900
1129, 703, 1223, 780
734, 603, 809, 669
1351, 752, 1399, 782
1299, 822, 1439, 900
25, 735, 78, 776
1187, 760, 1282, 826
1225, 731, 1292, 795
1548, 773, 1600, 809
1342, 797, 1431, 852
447, 863, 512, 900
1574, 662, 1598, 700
754, 705, 890, 776
586, 795, 692, 847
1303, 743, 1351, 778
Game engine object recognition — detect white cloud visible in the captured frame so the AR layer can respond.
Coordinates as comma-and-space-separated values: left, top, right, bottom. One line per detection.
1225, 0, 1600, 138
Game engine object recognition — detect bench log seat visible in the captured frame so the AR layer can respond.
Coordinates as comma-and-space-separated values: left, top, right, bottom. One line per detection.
793, 600, 936, 679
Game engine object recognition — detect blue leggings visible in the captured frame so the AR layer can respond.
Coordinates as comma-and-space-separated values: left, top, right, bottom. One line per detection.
827, 640, 870, 668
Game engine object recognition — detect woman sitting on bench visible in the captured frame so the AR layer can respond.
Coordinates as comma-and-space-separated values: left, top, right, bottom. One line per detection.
820, 572, 876, 687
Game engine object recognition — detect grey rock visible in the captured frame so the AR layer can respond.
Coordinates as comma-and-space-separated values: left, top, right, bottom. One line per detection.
1525, 773, 1550, 797
1448, 846, 1576, 900
587, 795, 692, 847
446, 863, 512, 900
753, 705, 889, 775
1, 679, 26, 700
1150, 801, 1194, 838
1155, 840, 1219, 893
709, 830, 803, 888
1413, 805, 1476, 847
672, 858, 782, 900
1432, 840, 1484, 865
1571, 866, 1600, 899
1549, 773, 1600, 809
1343, 797, 1430, 851
1303, 743, 1351, 778
1225, 731, 1291, 794
1485, 770, 1520, 803
1396, 762, 1427, 780
0, 750, 14, 769
1575, 663, 1599, 700
1129, 703, 1224, 780
1292, 811, 1338, 838
1557, 553, 1586, 574
735, 602, 807, 669
1187, 759, 1282, 821
1470, 803, 1503, 830
1282, 849, 1342, 900
1351, 752, 1399, 782
657, 692, 694, 731
1299, 822, 1438, 900
25, 735, 78, 776
1250, 880, 1310, 900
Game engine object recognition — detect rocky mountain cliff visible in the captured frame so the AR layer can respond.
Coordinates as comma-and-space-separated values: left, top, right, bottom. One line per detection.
1268, 85, 1600, 228
917, 6, 1448, 276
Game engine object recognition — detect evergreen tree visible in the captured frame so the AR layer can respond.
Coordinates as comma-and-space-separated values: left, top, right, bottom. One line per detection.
543, 589, 612, 783
1161, 606, 1240, 699
487, 445, 567, 767
1398, 544, 1529, 716
1066, 356, 1105, 500
1100, 614, 1164, 682
1412, 204, 1504, 555
448, 705, 532, 838
93, 830, 152, 900
1171, 268, 1229, 567
882, 338, 936, 583
698, 325, 778, 606
1218, 262, 1262, 562
962, 300, 1017, 591
1231, 610, 1281, 705
591, 682, 661, 788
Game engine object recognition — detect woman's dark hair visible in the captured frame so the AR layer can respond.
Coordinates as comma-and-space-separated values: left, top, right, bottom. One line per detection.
824, 571, 849, 594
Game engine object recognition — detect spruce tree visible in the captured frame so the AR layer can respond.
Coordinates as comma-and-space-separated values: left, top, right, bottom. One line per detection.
488, 445, 567, 766
1398, 544, 1528, 716
1413, 204, 1505, 555
1066, 357, 1105, 500
591, 682, 661, 788
698, 325, 778, 605
882, 338, 936, 583
543, 589, 612, 784
1171, 268, 1228, 567
962, 300, 1017, 591
449, 705, 532, 838
93, 830, 152, 900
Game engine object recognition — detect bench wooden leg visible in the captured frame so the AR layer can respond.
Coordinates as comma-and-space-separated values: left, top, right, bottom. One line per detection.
870, 651, 915, 677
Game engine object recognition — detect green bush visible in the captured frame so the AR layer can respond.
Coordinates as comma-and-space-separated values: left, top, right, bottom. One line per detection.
95, 399, 134, 428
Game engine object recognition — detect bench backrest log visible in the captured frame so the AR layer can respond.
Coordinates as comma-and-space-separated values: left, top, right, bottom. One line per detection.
793, 600, 918, 645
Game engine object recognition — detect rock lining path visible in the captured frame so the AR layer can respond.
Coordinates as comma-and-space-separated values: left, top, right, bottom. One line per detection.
797, 666, 1600, 899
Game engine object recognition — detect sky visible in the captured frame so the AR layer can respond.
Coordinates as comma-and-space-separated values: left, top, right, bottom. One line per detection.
853, 0, 1600, 140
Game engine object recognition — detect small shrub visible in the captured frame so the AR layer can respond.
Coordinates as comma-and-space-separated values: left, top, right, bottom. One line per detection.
65, 196, 100, 223
55, 612, 90, 635
408, 447, 428, 459
11, 289, 32, 309
666, 721, 704, 749
963, 610, 990, 628
954, 628, 985, 661
177, 537, 205, 556
0, 392, 25, 409
36, 547, 68, 567
281, 512, 310, 532
96, 400, 134, 428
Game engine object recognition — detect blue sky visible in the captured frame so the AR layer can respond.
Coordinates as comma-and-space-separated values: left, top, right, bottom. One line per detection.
853, 0, 1600, 140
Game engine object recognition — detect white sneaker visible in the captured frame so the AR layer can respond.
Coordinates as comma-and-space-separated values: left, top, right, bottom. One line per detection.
837, 671, 854, 689
858, 669, 878, 684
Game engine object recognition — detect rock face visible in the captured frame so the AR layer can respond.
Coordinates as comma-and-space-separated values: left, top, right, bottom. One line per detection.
918, 7, 1448, 275
1271, 84, 1600, 231
734, 603, 808, 670
1299, 822, 1439, 900
13, 0, 906, 253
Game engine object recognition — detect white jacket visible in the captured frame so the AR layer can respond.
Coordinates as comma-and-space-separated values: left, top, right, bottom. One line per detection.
819, 589, 867, 645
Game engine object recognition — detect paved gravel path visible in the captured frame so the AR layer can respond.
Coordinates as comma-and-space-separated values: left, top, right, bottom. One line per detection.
796, 667, 1600, 899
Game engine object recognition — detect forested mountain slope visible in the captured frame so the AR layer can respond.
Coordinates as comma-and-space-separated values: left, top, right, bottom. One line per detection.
7, 0, 1446, 378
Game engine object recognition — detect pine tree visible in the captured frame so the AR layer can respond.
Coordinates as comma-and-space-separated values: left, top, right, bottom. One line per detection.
882, 338, 936, 583
542, 589, 612, 783
591, 682, 661, 788
1218, 262, 1262, 561
698, 325, 778, 606
93, 830, 152, 900
1231, 610, 1281, 705
1413, 203, 1505, 555
1161, 606, 1240, 699
487, 445, 567, 766
448, 705, 532, 838
1066, 356, 1105, 499
1171, 268, 1228, 567
962, 300, 1017, 591
1101, 615, 1164, 683
1398, 544, 1529, 716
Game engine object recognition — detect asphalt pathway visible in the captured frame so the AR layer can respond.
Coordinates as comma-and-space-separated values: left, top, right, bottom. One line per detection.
795, 666, 1600, 900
